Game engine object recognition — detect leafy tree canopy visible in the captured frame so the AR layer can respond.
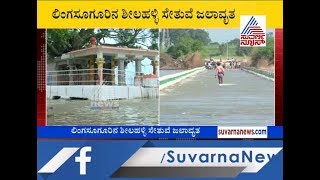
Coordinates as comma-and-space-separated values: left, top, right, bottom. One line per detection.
47, 29, 159, 59
164, 29, 211, 46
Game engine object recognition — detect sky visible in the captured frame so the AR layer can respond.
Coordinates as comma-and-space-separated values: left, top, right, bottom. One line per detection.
206, 29, 274, 43
99, 29, 153, 50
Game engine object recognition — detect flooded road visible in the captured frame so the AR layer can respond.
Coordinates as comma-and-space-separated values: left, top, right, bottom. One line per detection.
160, 69, 274, 126
47, 98, 159, 125
46, 69, 273, 126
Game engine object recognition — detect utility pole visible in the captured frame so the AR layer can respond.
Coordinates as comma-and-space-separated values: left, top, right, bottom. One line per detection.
167, 29, 170, 46
162, 29, 165, 49
226, 41, 229, 60
161, 29, 170, 49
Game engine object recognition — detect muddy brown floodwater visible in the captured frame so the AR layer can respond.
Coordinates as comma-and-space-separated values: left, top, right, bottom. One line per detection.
47, 98, 159, 125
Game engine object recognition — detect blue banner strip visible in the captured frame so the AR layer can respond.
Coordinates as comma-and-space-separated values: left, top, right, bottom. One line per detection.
37, 126, 283, 139
267, 126, 283, 138
37, 126, 217, 138
37, 140, 283, 180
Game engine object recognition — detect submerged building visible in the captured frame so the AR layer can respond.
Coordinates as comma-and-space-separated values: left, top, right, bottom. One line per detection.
47, 36, 159, 100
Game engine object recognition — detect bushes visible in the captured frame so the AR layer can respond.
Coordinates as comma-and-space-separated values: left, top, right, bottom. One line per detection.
250, 35, 274, 66
166, 36, 204, 59
167, 46, 184, 59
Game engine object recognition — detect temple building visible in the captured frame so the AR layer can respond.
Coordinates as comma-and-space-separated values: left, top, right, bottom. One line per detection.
47, 36, 159, 100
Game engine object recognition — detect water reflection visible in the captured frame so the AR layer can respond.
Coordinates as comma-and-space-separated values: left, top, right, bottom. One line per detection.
47, 98, 159, 125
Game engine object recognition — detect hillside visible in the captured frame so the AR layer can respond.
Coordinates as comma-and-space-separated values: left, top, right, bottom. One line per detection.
160, 52, 204, 70
200, 43, 239, 59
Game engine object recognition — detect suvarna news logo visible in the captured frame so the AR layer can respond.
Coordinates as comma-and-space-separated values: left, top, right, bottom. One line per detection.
240, 15, 266, 47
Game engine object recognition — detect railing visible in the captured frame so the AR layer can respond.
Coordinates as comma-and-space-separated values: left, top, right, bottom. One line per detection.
47, 68, 143, 86
241, 66, 274, 79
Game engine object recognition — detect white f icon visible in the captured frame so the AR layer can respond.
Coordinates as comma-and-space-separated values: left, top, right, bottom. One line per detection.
75, 146, 92, 175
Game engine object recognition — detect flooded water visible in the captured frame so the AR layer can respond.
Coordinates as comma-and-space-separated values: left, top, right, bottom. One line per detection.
46, 69, 273, 126
160, 70, 186, 77
47, 98, 159, 125
160, 69, 274, 126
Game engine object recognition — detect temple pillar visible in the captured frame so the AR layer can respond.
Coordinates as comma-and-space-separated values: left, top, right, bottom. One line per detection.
96, 52, 105, 85
135, 59, 142, 75
117, 58, 125, 86
111, 57, 115, 85
89, 57, 95, 85
68, 64, 74, 85
134, 59, 143, 86
152, 57, 159, 76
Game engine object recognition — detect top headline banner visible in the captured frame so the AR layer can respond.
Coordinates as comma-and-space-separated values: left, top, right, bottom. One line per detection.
37, 0, 283, 28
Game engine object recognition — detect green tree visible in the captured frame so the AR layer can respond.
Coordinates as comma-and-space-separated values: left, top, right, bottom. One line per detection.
167, 29, 190, 45
229, 38, 240, 45
218, 43, 227, 55
47, 29, 95, 59
210, 42, 220, 46
167, 46, 184, 59
47, 29, 159, 59
166, 36, 204, 58
235, 46, 252, 56
148, 29, 159, 50
249, 32, 275, 66
167, 29, 211, 45
191, 40, 203, 52
188, 29, 211, 45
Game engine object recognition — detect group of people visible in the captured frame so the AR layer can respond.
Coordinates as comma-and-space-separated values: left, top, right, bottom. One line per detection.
204, 60, 217, 70
204, 58, 242, 85
225, 59, 241, 69
204, 58, 241, 70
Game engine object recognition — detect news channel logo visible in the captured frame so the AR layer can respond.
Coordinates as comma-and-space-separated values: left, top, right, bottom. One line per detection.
38, 146, 92, 175
240, 15, 266, 47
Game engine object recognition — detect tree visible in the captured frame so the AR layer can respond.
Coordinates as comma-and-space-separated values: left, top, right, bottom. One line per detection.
249, 32, 275, 66
191, 40, 203, 52
47, 29, 95, 59
168, 29, 190, 45
167, 46, 184, 59
148, 29, 159, 50
164, 29, 210, 58
97, 29, 158, 49
47, 29, 159, 59
167, 29, 211, 45
218, 43, 227, 55
229, 38, 240, 45
210, 42, 220, 46
188, 29, 211, 45
235, 46, 252, 56
166, 36, 204, 58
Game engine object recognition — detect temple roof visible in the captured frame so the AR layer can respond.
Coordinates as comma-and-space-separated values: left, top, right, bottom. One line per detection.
61, 45, 159, 60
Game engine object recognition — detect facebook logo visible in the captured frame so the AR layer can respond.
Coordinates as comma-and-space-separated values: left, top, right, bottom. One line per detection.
38, 146, 92, 175
75, 147, 92, 175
